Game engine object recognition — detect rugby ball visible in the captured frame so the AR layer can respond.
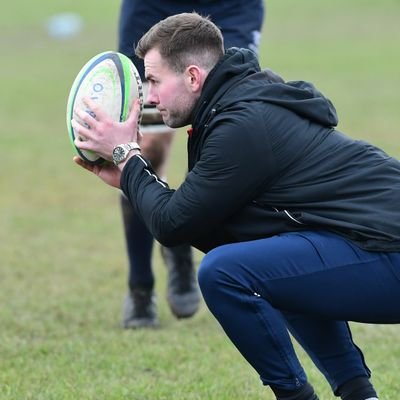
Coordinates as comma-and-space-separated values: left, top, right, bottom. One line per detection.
66, 51, 143, 164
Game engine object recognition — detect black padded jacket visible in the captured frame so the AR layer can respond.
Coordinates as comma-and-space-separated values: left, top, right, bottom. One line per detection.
121, 48, 400, 253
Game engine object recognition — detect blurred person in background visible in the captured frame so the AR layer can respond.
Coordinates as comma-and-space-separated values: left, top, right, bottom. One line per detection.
117, 0, 265, 329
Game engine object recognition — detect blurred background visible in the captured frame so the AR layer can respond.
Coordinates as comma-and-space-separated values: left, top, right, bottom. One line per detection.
1, 1, 399, 399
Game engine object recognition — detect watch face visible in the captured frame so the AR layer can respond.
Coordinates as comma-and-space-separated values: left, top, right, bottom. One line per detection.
113, 146, 126, 163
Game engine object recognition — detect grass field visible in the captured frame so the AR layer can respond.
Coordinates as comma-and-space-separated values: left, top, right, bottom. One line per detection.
1, 1, 400, 399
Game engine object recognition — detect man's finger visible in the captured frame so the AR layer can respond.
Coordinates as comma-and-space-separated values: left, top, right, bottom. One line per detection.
71, 118, 92, 140
74, 107, 97, 131
73, 156, 95, 173
127, 98, 142, 124
82, 97, 108, 121
74, 136, 91, 150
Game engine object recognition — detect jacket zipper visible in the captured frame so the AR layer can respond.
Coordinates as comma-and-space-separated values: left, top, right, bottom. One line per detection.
204, 105, 219, 128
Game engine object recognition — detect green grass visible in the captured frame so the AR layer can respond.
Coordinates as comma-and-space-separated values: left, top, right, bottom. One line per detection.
1, 1, 400, 398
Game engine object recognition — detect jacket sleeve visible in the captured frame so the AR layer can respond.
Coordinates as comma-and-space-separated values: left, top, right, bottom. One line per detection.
120, 109, 277, 248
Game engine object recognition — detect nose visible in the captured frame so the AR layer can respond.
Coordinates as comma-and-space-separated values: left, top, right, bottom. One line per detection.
146, 84, 158, 105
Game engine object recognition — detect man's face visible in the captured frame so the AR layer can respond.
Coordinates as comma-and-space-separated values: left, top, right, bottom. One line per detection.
144, 48, 198, 128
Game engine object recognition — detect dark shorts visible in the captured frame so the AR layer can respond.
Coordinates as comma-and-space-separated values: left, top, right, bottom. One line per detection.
118, 0, 265, 78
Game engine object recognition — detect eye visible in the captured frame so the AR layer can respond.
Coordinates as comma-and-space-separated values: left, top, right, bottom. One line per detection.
147, 78, 157, 85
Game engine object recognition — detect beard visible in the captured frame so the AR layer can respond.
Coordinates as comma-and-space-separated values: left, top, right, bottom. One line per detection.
162, 94, 196, 128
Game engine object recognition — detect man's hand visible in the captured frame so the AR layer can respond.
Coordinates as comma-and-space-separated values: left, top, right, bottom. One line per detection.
73, 156, 122, 188
71, 97, 142, 161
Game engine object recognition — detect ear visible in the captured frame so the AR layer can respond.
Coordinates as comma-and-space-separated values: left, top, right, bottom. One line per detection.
185, 65, 205, 93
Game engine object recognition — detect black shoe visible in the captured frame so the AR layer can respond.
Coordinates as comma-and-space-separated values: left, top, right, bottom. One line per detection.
161, 244, 201, 319
122, 288, 159, 329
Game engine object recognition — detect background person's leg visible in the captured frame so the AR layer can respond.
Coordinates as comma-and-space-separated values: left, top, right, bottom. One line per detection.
121, 195, 154, 292
120, 194, 158, 328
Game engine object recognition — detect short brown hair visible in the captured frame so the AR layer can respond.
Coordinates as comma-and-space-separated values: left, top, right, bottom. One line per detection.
135, 12, 224, 73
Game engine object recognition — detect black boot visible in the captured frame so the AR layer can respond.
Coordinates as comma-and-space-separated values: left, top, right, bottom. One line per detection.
161, 244, 201, 318
122, 287, 159, 329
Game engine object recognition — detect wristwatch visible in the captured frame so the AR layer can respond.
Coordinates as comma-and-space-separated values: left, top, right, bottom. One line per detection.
112, 142, 141, 165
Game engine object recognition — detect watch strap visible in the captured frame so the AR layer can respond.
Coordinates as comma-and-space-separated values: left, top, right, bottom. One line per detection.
126, 142, 141, 151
